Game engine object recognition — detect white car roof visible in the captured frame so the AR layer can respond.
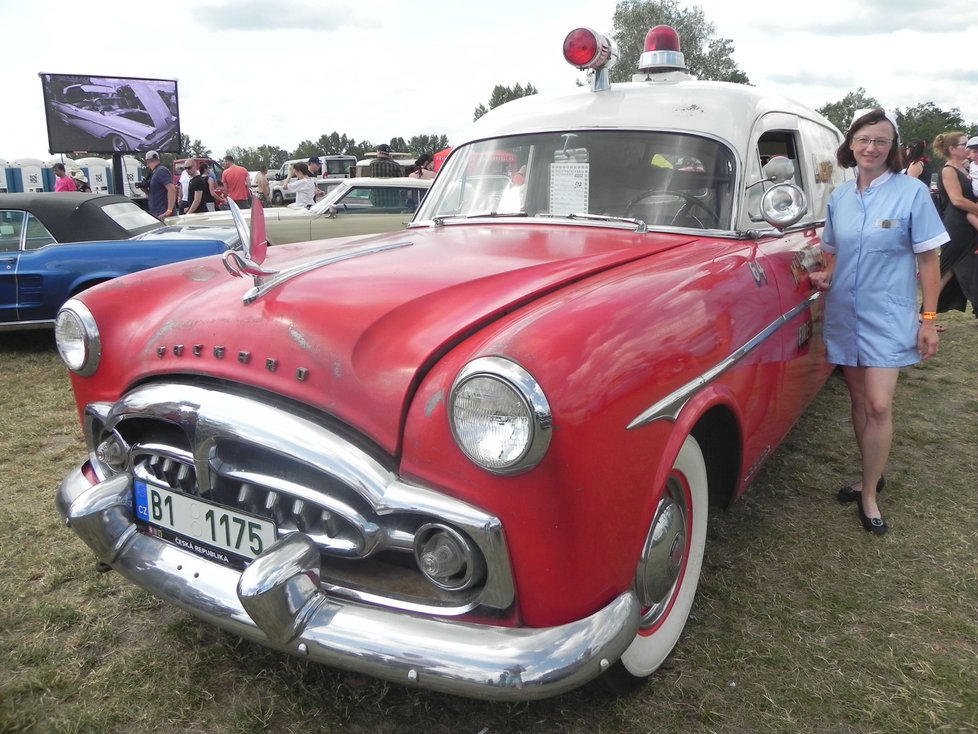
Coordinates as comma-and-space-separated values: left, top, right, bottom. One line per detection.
458, 79, 838, 151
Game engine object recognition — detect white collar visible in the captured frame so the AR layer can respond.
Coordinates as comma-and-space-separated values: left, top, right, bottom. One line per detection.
859, 169, 893, 192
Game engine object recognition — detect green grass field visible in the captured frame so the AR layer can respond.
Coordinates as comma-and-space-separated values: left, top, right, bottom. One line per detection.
2, 315, 976, 734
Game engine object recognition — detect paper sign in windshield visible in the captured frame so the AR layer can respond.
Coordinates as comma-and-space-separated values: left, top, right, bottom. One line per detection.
549, 163, 589, 215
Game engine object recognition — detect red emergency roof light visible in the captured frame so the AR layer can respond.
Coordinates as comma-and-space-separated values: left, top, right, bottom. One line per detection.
637, 25, 686, 73
563, 27, 613, 69
563, 27, 619, 91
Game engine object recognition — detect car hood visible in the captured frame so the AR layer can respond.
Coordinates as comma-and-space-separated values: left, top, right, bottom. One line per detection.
168, 207, 313, 226
96, 225, 690, 453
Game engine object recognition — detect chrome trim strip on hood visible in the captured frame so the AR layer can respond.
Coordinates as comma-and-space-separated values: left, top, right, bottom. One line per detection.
241, 240, 413, 305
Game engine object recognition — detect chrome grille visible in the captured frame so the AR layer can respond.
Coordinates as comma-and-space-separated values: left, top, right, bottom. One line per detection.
85, 381, 514, 615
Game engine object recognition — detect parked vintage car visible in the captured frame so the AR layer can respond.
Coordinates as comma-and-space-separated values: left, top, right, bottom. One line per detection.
166, 177, 430, 244
55, 26, 848, 699
0, 193, 235, 330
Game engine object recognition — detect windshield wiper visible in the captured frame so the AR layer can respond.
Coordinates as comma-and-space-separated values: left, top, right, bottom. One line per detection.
537, 212, 647, 233
432, 212, 528, 226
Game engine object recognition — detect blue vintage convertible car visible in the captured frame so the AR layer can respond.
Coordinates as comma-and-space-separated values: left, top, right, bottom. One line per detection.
1, 193, 236, 331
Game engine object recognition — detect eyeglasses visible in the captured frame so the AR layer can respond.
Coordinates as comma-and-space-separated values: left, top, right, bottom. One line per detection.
852, 136, 893, 149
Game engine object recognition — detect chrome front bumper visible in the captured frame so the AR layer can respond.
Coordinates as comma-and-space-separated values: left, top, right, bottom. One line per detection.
57, 465, 641, 700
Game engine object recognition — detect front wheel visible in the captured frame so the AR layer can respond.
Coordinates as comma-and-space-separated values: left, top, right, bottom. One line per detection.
604, 434, 709, 690
271, 190, 284, 206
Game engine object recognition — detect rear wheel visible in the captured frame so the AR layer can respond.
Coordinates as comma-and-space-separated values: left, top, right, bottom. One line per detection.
604, 434, 709, 690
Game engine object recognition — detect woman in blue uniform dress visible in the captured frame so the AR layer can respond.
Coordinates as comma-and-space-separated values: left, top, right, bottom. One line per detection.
810, 108, 947, 535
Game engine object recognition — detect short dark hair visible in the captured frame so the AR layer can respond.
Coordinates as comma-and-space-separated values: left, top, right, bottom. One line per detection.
905, 139, 927, 162
53, 162, 66, 173
224, 155, 234, 163
835, 107, 902, 173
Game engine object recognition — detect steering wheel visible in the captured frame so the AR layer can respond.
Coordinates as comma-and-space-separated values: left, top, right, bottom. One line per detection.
623, 189, 716, 228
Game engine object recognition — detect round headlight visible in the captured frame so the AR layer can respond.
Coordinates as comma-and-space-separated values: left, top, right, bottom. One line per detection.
55, 299, 101, 376
449, 357, 552, 475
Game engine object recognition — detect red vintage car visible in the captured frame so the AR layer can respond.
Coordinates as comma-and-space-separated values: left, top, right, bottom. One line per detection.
55, 26, 848, 699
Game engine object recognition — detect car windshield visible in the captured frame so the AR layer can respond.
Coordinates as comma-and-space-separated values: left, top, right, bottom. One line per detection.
99, 201, 165, 233
415, 130, 736, 231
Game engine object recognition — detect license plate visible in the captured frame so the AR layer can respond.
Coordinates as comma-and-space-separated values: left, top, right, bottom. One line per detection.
134, 479, 277, 565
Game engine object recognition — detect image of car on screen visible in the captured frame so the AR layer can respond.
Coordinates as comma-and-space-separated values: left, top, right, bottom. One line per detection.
40, 74, 180, 155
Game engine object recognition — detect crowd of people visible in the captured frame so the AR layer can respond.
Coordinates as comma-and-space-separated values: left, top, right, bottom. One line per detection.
158, 142, 422, 215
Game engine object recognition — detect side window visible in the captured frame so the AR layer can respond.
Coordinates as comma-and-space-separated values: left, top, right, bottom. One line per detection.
758, 132, 801, 188
363, 187, 417, 212
746, 131, 802, 222
24, 214, 57, 250
0, 210, 26, 252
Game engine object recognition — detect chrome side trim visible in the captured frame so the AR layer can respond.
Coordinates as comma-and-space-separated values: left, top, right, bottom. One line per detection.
628, 291, 821, 429
241, 241, 412, 304
58, 467, 640, 701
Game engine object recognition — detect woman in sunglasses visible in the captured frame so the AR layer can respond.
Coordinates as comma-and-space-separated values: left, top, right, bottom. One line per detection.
810, 108, 947, 536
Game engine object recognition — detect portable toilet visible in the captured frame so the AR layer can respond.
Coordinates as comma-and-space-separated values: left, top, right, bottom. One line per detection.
0, 159, 9, 193
10, 158, 47, 193
75, 156, 112, 194
122, 155, 147, 201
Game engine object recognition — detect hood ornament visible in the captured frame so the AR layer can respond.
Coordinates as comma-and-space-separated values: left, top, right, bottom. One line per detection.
223, 197, 278, 286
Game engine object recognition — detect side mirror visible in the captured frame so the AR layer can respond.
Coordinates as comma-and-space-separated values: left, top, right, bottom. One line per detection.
760, 184, 808, 231
326, 204, 339, 219
761, 155, 795, 184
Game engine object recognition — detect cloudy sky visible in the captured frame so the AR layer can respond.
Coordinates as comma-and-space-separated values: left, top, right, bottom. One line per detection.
4, 0, 977, 162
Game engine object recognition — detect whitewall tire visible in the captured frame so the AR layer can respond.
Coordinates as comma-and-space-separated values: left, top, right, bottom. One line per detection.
610, 434, 709, 685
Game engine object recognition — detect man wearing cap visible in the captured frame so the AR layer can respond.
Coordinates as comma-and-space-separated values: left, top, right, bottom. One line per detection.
966, 136, 978, 198
307, 156, 323, 179
222, 155, 251, 209
369, 144, 404, 178
178, 159, 196, 214
144, 150, 176, 219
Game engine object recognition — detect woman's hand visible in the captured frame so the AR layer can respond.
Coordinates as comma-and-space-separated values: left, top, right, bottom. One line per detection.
810, 270, 832, 291
918, 322, 939, 359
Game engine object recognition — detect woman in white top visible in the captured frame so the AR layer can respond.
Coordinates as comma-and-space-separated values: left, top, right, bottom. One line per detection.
284, 162, 317, 208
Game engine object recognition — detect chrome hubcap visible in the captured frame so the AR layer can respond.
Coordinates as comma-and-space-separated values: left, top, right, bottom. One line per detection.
635, 480, 688, 628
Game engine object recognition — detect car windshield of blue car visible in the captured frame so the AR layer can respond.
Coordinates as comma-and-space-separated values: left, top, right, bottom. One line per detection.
100, 201, 163, 233
414, 131, 736, 232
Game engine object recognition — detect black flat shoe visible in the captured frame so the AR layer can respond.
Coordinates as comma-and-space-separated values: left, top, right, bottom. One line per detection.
836, 475, 885, 503
857, 497, 888, 536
